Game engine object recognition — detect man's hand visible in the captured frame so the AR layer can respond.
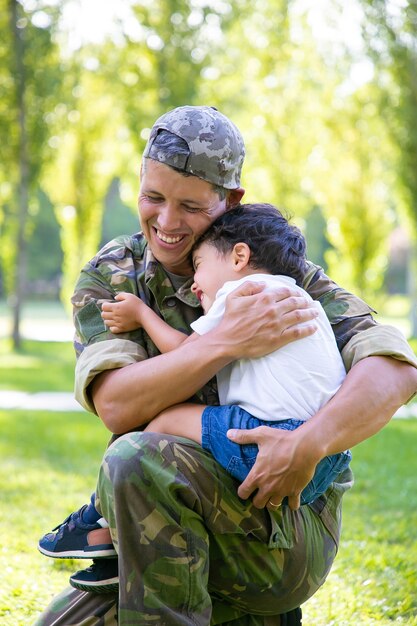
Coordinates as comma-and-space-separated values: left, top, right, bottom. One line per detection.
101, 292, 143, 333
227, 425, 319, 510
216, 281, 319, 361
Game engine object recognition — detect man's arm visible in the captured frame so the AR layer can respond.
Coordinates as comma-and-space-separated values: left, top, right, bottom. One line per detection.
227, 264, 417, 510
229, 356, 417, 509
90, 281, 319, 434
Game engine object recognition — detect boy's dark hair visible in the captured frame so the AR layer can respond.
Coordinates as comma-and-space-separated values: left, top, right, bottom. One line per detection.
194, 203, 308, 285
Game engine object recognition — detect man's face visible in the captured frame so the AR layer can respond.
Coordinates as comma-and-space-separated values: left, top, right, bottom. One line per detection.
139, 159, 229, 276
191, 242, 235, 313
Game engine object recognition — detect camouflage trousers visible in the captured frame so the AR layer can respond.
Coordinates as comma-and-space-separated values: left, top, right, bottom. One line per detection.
33, 433, 353, 626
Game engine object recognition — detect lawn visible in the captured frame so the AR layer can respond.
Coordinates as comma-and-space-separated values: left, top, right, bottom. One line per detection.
1, 411, 417, 625
0, 409, 109, 626
1, 336, 417, 625
0, 338, 75, 392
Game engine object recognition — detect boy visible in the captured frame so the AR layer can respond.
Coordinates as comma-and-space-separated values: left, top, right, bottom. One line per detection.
39, 203, 350, 593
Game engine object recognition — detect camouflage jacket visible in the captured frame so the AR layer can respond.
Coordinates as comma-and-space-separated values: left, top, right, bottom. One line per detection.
72, 232, 417, 414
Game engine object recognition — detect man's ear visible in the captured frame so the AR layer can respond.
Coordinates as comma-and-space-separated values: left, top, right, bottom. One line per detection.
226, 187, 245, 209
231, 242, 251, 271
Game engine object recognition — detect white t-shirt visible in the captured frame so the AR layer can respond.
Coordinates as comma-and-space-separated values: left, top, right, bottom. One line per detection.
191, 274, 346, 422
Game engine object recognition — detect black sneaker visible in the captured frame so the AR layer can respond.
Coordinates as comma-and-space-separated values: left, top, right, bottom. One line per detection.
70, 558, 119, 593
38, 504, 117, 559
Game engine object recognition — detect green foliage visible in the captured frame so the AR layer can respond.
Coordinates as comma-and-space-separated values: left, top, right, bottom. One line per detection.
319, 87, 394, 298
0, 0, 64, 346
360, 0, 417, 330
196, 3, 397, 301
0, 0, 63, 281
100, 178, 140, 248
26, 189, 63, 292
42, 49, 123, 308
1, 0, 417, 327
305, 205, 332, 271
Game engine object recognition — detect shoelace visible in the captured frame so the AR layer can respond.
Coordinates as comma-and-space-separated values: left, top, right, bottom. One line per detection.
51, 510, 80, 538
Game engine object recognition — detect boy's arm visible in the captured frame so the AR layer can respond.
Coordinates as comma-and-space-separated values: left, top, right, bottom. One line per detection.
102, 292, 188, 353
137, 299, 197, 352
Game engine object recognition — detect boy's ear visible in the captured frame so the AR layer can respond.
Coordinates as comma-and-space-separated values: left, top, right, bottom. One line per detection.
231, 242, 251, 271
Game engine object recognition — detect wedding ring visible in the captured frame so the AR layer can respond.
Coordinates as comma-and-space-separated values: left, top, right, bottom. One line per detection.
268, 500, 282, 508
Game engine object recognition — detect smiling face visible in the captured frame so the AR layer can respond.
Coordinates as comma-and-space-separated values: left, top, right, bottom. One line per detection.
138, 159, 243, 276
191, 242, 238, 313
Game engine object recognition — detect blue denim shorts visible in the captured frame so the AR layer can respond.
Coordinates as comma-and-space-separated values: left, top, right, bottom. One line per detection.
201, 405, 352, 505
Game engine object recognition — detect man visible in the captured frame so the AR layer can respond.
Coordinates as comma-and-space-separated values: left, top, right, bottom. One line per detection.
34, 105, 417, 626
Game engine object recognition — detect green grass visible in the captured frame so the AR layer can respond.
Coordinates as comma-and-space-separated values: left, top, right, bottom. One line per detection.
1, 412, 417, 624
0, 409, 110, 626
0, 339, 75, 391
303, 419, 417, 625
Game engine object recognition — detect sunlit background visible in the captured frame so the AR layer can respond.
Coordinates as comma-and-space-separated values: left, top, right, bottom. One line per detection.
1, 0, 417, 346
2, 2, 417, 625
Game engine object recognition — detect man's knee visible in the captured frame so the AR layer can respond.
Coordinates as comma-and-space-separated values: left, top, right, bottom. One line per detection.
102, 431, 182, 489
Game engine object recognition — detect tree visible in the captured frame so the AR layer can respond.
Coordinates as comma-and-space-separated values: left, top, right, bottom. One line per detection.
26, 189, 63, 296
42, 51, 122, 307
95, 0, 231, 207
0, 0, 62, 347
100, 178, 139, 249
360, 0, 417, 333
199, 1, 392, 300
311, 84, 395, 299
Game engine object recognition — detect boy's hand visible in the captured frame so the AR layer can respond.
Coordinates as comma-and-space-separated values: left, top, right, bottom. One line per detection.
101, 292, 143, 333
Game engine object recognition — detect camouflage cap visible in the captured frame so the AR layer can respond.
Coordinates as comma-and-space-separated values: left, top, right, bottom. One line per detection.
143, 105, 245, 189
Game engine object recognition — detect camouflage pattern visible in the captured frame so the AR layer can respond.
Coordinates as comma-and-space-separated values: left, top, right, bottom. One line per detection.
33, 235, 416, 625
97, 433, 353, 624
72, 232, 417, 414
33, 587, 117, 626
143, 105, 245, 189
72, 233, 219, 413
33, 433, 353, 625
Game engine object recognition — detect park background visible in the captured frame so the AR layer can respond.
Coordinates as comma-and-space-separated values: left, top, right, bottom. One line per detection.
1, 0, 417, 624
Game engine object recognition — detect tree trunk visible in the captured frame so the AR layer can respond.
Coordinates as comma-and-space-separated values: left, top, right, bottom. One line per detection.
407, 235, 417, 339
9, 0, 29, 350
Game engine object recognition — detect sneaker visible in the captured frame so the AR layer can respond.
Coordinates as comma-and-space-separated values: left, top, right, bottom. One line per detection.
70, 558, 119, 593
38, 504, 117, 559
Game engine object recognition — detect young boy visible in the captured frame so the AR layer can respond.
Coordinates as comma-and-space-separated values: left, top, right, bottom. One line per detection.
39, 203, 350, 592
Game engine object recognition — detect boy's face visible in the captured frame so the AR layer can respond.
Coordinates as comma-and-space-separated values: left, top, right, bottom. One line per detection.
191, 242, 236, 313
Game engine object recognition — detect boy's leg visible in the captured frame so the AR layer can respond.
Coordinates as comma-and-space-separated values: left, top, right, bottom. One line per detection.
200, 406, 351, 504
38, 403, 205, 592
97, 431, 352, 626
145, 402, 205, 443
38, 496, 115, 559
